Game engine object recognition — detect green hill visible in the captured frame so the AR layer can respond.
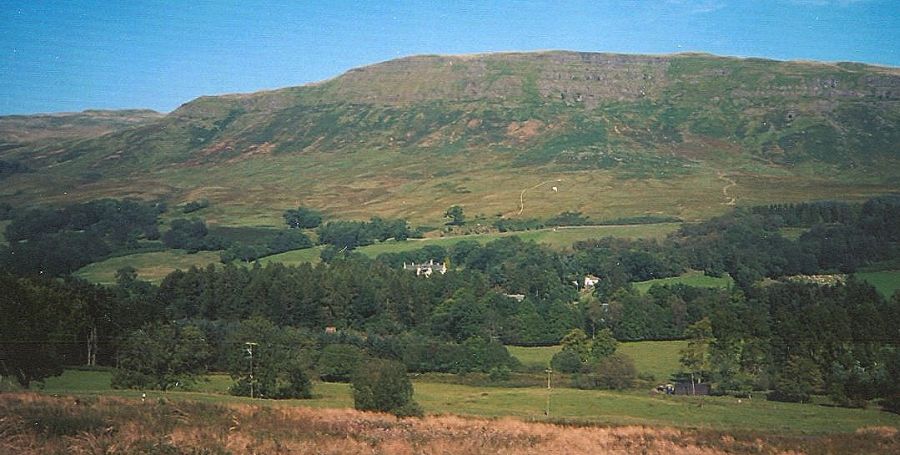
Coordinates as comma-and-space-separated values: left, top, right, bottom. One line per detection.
2, 52, 898, 226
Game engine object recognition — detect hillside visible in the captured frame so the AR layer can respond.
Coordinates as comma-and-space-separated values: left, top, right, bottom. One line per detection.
0, 109, 162, 150
1, 51, 898, 226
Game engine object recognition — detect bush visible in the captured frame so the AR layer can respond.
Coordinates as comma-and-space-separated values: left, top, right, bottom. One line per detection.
181, 199, 209, 214
881, 395, 900, 415
488, 366, 512, 382
284, 207, 323, 229
768, 356, 822, 403
351, 358, 422, 417
575, 353, 637, 390
550, 349, 583, 374
230, 361, 312, 399
317, 344, 363, 382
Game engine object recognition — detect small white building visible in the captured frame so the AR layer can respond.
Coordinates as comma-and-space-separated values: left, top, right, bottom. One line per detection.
584, 275, 600, 288
403, 259, 447, 277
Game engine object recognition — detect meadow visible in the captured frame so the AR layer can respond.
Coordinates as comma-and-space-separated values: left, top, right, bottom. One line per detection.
74, 250, 222, 284
74, 223, 680, 283
29, 368, 900, 436
632, 270, 734, 294
854, 270, 900, 298
508, 340, 687, 383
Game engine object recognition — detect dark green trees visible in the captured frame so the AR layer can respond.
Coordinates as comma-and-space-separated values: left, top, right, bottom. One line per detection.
225, 318, 314, 399
283, 207, 323, 229
351, 358, 422, 417
112, 323, 211, 391
0, 274, 65, 387
679, 317, 714, 393
316, 344, 363, 382
444, 205, 465, 226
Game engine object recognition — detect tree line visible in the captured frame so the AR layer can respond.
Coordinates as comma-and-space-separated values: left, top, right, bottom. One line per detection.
1, 196, 898, 411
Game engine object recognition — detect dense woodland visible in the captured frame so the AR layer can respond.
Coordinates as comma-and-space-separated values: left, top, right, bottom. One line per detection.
1, 197, 899, 411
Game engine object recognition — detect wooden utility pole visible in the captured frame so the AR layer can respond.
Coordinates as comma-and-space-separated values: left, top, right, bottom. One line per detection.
245, 342, 258, 399
545, 368, 552, 417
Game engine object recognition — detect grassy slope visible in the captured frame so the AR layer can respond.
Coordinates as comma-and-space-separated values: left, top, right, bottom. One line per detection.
2, 53, 897, 229
509, 341, 687, 382
74, 250, 222, 284
73, 223, 680, 283
632, 270, 733, 294
36, 369, 900, 434
855, 270, 900, 298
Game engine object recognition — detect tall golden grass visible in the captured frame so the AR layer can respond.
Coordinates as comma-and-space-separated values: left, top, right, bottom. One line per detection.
1, 392, 898, 454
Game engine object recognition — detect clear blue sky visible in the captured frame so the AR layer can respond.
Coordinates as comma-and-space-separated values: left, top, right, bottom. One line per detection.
2, 0, 898, 115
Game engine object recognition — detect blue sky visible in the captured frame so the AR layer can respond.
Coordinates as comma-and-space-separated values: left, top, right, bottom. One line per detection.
1, 0, 897, 114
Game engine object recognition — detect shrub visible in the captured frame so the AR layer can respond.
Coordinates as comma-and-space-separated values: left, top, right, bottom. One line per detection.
575, 353, 637, 390
317, 344, 363, 382
550, 349, 583, 374
351, 358, 422, 417
488, 366, 512, 382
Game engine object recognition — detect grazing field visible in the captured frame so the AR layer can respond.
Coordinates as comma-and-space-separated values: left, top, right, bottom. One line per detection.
32, 369, 900, 436
618, 340, 688, 382
7, 393, 900, 455
779, 227, 808, 240
510, 340, 688, 383
633, 270, 734, 294
261, 223, 680, 267
258, 245, 325, 266
855, 270, 900, 298
74, 250, 222, 284
507, 345, 561, 369
70, 224, 680, 283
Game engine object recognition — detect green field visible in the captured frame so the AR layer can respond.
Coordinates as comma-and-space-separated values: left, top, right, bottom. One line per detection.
633, 270, 733, 294
509, 340, 687, 382
74, 250, 222, 284
261, 223, 680, 267
618, 340, 688, 382
73, 223, 681, 282
779, 227, 809, 240
35, 369, 900, 434
507, 345, 561, 369
855, 270, 900, 298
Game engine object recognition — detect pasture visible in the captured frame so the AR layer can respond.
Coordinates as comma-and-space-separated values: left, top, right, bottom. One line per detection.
263, 223, 680, 267
75, 223, 680, 281
508, 340, 687, 382
33, 368, 900, 435
632, 270, 733, 294
74, 250, 222, 284
855, 270, 900, 298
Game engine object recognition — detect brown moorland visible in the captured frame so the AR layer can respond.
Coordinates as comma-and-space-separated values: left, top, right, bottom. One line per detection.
2, 393, 898, 455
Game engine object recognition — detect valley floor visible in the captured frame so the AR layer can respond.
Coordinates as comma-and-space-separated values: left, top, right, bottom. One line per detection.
19, 368, 900, 436
5, 383, 900, 454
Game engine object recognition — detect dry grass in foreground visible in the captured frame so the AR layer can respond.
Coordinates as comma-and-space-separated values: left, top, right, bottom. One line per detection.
1, 393, 898, 454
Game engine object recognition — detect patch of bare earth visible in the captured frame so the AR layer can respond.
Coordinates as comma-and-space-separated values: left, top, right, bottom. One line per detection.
506, 119, 545, 143
3, 393, 899, 454
225, 142, 275, 164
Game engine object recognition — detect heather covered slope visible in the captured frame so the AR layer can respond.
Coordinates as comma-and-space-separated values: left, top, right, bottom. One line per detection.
0, 109, 162, 151
2, 52, 898, 225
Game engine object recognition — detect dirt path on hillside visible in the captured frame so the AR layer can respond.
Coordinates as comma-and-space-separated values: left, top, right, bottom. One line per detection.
717, 171, 737, 206
517, 179, 563, 216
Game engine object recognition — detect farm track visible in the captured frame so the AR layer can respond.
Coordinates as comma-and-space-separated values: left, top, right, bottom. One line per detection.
517, 179, 563, 216
717, 171, 737, 206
